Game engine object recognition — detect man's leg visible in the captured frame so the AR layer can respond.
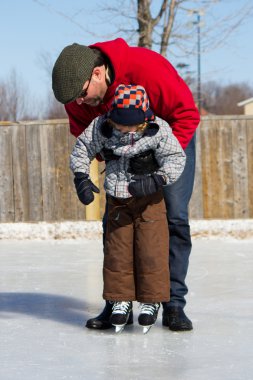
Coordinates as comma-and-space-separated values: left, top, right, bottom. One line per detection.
162, 135, 196, 331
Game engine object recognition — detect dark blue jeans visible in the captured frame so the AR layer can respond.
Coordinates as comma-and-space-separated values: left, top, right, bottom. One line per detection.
102, 135, 196, 309
162, 135, 196, 308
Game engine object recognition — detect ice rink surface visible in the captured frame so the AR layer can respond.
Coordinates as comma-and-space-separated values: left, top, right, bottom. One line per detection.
0, 238, 252, 380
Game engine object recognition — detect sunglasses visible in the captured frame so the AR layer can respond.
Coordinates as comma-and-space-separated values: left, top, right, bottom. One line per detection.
78, 73, 93, 99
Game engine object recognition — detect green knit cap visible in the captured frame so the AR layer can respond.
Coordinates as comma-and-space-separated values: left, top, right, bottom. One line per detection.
52, 43, 97, 104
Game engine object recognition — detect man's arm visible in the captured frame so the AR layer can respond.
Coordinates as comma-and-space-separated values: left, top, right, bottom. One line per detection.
163, 76, 200, 149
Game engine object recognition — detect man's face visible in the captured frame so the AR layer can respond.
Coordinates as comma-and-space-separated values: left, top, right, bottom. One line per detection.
76, 67, 108, 106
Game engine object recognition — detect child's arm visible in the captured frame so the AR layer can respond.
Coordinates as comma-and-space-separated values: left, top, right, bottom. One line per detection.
70, 117, 105, 175
70, 117, 106, 205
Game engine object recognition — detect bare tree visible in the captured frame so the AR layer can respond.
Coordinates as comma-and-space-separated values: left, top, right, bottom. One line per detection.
0, 69, 42, 122
0, 69, 27, 122
98, 0, 253, 58
37, 51, 67, 119
0, 85, 8, 121
136, 0, 178, 55
33, 0, 253, 58
46, 94, 67, 119
202, 81, 253, 115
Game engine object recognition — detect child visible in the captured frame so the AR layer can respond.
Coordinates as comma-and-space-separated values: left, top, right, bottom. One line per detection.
70, 84, 186, 333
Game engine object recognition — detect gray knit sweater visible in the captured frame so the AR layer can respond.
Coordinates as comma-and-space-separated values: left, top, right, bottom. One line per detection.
70, 115, 186, 199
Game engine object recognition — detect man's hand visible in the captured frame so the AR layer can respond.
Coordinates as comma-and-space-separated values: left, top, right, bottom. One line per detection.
128, 174, 165, 197
74, 172, 100, 205
129, 149, 159, 175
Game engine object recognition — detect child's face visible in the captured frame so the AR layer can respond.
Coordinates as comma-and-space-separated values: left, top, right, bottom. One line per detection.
113, 123, 138, 134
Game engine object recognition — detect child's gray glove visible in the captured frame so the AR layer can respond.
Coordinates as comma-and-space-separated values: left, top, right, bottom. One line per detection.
128, 174, 165, 197
74, 172, 100, 205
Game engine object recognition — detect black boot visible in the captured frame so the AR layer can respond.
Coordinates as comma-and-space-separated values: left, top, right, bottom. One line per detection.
86, 301, 133, 330
162, 306, 193, 331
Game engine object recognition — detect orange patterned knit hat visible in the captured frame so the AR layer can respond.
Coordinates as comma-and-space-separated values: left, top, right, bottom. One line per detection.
108, 84, 155, 125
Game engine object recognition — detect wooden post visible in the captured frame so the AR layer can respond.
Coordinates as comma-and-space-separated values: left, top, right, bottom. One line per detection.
86, 159, 101, 220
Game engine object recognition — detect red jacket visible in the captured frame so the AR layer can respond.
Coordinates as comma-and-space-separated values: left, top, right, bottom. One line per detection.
65, 38, 200, 149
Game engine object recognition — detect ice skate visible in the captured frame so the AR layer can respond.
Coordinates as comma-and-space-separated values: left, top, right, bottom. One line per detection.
138, 303, 160, 334
110, 301, 133, 333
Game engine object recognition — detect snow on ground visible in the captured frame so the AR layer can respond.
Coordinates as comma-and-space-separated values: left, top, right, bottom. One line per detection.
0, 219, 253, 240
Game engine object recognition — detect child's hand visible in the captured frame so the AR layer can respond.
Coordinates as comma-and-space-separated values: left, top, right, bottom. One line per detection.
74, 172, 100, 205
128, 174, 165, 197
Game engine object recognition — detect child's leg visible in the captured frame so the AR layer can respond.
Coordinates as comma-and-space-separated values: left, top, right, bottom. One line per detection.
134, 191, 170, 303
103, 196, 136, 301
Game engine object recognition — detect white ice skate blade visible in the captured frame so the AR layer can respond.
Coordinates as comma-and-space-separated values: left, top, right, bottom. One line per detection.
143, 326, 152, 334
115, 325, 125, 334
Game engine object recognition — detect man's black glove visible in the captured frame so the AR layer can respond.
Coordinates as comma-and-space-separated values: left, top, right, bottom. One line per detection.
74, 172, 100, 205
100, 148, 120, 162
128, 173, 166, 197
129, 149, 159, 175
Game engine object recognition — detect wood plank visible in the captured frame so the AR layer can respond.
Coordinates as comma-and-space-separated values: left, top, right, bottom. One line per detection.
40, 123, 57, 221
189, 125, 203, 218
0, 125, 14, 222
26, 123, 43, 221
54, 123, 71, 220
232, 119, 249, 218
11, 124, 29, 221
246, 119, 253, 217
200, 118, 219, 218
215, 119, 234, 218
199, 118, 210, 218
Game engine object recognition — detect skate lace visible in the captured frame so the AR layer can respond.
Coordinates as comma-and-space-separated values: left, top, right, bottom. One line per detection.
112, 301, 131, 315
139, 303, 160, 315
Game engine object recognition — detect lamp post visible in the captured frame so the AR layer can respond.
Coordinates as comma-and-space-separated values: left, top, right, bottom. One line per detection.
197, 12, 201, 112
193, 10, 202, 112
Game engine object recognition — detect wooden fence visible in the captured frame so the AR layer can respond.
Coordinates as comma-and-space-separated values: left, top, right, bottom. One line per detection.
0, 116, 252, 222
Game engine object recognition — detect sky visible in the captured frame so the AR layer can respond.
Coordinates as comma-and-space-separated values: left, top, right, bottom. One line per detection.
1, 0, 253, 105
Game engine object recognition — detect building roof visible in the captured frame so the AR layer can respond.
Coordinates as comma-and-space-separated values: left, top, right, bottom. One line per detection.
237, 97, 253, 107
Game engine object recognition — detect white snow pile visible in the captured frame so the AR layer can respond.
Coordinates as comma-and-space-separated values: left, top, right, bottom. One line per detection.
190, 219, 253, 239
0, 219, 253, 240
0, 221, 102, 240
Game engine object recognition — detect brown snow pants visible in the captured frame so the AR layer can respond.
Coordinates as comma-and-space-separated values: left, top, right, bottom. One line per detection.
103, 190, 170, 303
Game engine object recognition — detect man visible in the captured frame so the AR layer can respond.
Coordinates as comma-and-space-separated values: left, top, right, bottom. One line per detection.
52, 38, 200, 331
